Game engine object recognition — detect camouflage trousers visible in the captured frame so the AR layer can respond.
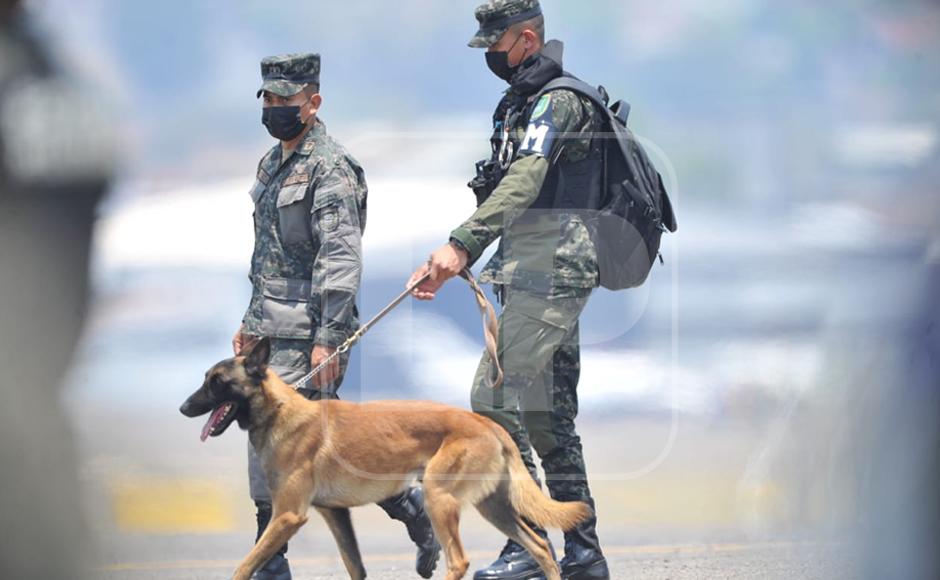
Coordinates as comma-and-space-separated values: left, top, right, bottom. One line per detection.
470, 286, 595, 504
248, 338, 348, 502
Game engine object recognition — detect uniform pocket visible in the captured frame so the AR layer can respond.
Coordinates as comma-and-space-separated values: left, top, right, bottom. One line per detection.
494, 291, 588, 387
276, 184, 312, 245
259, 277, 313, 339
496, 301, 567, 383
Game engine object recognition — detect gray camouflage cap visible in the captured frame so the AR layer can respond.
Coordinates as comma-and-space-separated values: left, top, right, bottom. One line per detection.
256, 53, 320, 98
468, 0, 542, 49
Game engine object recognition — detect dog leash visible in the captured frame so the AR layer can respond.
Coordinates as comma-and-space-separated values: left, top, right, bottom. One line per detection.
293, 268, 503, 392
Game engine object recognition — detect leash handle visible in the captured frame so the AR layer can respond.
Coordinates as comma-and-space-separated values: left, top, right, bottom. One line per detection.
459, 269, 503, 390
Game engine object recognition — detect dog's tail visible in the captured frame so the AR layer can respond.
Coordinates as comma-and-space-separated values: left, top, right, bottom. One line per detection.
495, 427, 592, 531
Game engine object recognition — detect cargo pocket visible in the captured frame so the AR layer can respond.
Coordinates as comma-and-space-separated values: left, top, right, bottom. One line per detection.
276, 184, 312, 245
495, 293, 568, 378
259, 277, 313, 339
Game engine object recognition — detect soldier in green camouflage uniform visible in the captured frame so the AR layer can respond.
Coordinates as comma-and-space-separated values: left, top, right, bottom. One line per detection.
236, 53, 440, 580
408, 2, 610, 579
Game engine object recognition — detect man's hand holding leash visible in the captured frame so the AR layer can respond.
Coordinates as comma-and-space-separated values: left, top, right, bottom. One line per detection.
310, 344, 339, 388
234, 327, 338, 390
408, 241, 469, 300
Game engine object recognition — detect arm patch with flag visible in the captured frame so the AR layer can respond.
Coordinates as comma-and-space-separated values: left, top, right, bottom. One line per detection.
517, 93, 559, 158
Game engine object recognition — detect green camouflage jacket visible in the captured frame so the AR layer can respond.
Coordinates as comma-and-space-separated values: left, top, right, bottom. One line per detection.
450, 42, 603, 295
242, 120, 367, 347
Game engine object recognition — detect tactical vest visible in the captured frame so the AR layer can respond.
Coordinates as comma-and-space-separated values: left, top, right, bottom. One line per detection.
470, 76, 605, 216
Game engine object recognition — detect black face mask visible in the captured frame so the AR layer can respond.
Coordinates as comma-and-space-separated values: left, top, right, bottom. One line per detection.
262, 105, 306, 141
485, 33, 526, 83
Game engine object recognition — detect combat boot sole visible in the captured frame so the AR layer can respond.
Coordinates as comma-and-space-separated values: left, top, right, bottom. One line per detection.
251, 554, 292, 580
562, 556, 610, 580
417, 543, 441, 579
474, 570, 547, 580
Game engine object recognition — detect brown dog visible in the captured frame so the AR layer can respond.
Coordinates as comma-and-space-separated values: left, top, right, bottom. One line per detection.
179, 337, 590, 580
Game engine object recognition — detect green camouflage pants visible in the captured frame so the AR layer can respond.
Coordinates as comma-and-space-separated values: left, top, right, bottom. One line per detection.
470, 287, 595, 504
248, 338, 348, 502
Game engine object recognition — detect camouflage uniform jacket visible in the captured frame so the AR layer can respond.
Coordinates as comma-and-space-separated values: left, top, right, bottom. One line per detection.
450, 41, 604, 295
242, 120, 367, 347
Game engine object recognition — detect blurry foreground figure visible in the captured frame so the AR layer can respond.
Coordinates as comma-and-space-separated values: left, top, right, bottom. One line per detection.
0, 1, 112, 578
861, 233, 940, 580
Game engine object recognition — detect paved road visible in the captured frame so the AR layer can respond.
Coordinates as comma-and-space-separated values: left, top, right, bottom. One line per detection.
97, 539, 856, 579
73, 407, 860, 579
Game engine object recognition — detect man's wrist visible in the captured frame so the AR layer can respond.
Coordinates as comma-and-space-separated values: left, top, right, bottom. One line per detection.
448, 238, 470, 261
314, 327, 347, 349
448, 231, 480, 262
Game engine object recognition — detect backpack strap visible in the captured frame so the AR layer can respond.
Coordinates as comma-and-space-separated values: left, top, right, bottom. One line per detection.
536, 76, 607, 109
535, 75, 632, 122
534, 75, 631, 152
534, 76, 623, 177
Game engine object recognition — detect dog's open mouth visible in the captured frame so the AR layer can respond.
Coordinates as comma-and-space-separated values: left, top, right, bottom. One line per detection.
200, 402, 238, 442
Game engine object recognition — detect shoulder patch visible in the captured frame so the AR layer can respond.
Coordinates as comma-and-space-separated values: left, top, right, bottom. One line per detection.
518, 93, 562, 159
531, 94, 551, 120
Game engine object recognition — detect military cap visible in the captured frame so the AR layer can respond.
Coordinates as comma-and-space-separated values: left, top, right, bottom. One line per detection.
468, 0, 542, 49
256, 53, 320, 98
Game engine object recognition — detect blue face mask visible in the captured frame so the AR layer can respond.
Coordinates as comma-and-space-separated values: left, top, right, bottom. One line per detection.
262, 105, 305, 141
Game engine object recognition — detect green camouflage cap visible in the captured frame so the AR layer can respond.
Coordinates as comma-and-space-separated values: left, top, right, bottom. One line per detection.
256, 53, 320, 98
468, 0, 542, 49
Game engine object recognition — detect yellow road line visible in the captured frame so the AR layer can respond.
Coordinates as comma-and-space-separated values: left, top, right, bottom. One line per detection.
111, 479, 236, 534
107, 477, 788, 533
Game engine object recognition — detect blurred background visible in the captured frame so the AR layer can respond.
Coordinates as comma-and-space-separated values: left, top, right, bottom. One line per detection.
5, 0, 938, 577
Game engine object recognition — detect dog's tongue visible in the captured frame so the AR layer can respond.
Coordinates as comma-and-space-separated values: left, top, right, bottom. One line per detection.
200, 404, 230, 442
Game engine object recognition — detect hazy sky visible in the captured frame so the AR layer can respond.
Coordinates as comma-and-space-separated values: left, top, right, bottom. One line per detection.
19, 0, 938, 207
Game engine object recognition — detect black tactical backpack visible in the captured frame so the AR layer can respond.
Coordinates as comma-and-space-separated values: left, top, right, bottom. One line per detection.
533, 77, 677, 290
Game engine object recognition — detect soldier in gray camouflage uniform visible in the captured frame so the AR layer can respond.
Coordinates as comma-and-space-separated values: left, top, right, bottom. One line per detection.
408, 2, 610, 579
235, 53, 440, 580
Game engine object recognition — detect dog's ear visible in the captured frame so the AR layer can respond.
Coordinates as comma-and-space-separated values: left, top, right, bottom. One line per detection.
244, 337, 271, 379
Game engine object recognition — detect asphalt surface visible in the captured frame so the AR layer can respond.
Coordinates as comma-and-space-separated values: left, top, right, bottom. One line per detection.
73, 408, 860, 579
96, 538, 856, 579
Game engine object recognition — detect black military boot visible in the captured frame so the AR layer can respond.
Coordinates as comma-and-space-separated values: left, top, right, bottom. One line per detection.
377, 487, 441, 578
473, 529, 556, 580
558, 500, 609, 580
252, 500, 292, 580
